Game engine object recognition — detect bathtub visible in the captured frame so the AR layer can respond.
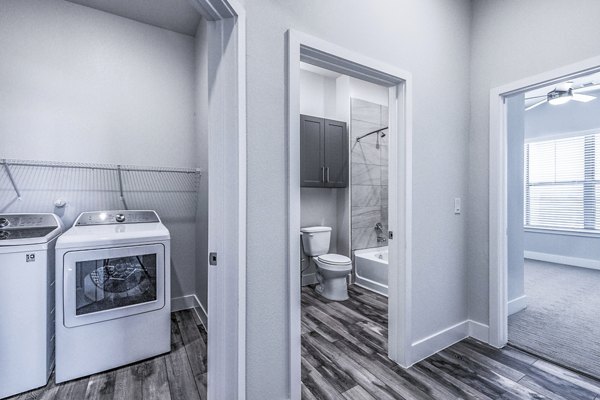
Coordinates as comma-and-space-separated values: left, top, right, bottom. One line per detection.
354, 246, 388, 296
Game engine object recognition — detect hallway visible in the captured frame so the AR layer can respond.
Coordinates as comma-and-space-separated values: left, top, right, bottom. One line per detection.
302, 284, 600, 399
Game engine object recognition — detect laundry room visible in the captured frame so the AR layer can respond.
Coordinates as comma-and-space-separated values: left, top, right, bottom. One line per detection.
0, 0, 210, 398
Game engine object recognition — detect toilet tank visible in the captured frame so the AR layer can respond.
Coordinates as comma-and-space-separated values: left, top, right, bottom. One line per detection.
300, 226, 332, 256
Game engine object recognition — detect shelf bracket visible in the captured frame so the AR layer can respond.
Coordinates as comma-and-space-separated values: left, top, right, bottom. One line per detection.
117, 165, 128, 210
2, 160, 21, 200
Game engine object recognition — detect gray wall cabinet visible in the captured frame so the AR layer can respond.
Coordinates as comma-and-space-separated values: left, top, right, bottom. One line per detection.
300, 114, 348, 188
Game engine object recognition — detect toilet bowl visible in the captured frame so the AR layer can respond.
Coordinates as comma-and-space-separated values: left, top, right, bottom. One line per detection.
300, 226, 352, 301
314, 254, 352, 301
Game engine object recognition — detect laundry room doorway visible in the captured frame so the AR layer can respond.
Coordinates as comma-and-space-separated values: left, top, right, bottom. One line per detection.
0, 0, 246, 398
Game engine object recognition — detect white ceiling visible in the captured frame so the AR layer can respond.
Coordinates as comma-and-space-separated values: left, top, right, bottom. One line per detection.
66, 0, 202, 36
524, 71, 600, 106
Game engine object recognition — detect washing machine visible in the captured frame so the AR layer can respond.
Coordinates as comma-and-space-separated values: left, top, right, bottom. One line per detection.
0, 213, 63, 399
55, 210, 170, 383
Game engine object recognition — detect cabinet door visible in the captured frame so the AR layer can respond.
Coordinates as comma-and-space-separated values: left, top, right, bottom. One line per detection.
300, 115, 325, 187
324, 119, 348, 188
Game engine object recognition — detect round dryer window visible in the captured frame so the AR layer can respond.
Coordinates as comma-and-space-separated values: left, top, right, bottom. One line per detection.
76, 254, 157, 315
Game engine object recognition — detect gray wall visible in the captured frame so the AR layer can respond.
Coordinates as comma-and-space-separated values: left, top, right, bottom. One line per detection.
299, 68, 344, 255
468, 0, 600, 325
351, 98, 389, 251
242, 0, 472, 398
506, 94, 525, 304
525, 231, 600, 261
0, 0, 197, 167
0, 0, 205, 303
299, 69, 345, 284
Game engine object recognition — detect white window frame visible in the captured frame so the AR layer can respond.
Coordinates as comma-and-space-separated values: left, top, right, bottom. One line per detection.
523, 131, 599, 233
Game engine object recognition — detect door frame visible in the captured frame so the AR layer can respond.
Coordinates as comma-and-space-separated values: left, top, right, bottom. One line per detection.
488, 55, 600, 347
191, 0, 247, 399
286, 29, 413, 399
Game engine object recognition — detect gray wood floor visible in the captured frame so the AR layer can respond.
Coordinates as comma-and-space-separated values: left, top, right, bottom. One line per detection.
302, 284, 600, 400
7, 310, 207, 400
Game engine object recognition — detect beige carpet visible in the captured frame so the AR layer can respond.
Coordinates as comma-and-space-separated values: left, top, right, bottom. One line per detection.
509, 259, 600, 378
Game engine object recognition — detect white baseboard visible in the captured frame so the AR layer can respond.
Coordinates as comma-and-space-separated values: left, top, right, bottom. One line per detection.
172, 294, 208, 330
409, 319, 491, 365
410, 321, 469, 365
508, 295, 528, 316
195, 300, 208, 329
172, 294, 199, 312
525, 251, 600, 271
468, 320, 489, 343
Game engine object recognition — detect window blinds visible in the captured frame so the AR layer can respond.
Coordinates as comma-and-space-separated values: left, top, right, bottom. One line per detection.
525, 133, 600, 231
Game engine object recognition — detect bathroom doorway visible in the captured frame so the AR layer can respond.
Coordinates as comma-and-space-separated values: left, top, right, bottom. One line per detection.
287, 31, 413, 398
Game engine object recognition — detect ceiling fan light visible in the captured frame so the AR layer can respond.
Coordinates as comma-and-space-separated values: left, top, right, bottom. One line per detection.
548, 88, 572, 105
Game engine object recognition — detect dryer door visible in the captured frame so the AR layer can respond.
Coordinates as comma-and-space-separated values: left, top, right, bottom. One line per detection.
63, 243, 165, 328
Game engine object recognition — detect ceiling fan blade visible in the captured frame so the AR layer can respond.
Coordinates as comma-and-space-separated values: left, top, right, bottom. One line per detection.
525, 99, 547, 111
572, 93, 596, 102
573, 83, 600, 93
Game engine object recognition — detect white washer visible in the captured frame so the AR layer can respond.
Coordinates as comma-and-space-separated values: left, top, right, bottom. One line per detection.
55, 210, 170, 383
0, 213, 63, 399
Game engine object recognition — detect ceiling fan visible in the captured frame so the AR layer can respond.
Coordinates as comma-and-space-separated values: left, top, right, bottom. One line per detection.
525, 81, 600, 111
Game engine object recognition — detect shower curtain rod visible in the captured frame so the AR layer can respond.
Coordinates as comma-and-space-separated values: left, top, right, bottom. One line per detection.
355, 126, 388, 143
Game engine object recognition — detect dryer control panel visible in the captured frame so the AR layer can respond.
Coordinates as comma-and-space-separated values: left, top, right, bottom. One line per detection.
75, 211, 160, 226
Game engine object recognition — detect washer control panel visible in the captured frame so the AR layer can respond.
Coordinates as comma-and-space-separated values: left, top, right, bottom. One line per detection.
0, 214, 59, 230
0, 213, 62, 243
75, 210, 160, 226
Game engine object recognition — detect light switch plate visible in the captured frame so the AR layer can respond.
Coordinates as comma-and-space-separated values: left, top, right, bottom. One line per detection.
454, 198, 461, 214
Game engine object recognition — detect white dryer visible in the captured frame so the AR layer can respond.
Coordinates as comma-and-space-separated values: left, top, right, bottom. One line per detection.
55, 210, 170, 383
0, 213, 63, 399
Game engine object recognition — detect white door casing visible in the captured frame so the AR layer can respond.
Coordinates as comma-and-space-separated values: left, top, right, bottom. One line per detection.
286, 30, 413, 399
190, 0, 247, 399
488, 55, 600, 348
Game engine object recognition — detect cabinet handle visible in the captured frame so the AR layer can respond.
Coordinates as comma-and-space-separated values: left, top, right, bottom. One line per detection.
326, 167, 330, 183
321, 167, 325, 183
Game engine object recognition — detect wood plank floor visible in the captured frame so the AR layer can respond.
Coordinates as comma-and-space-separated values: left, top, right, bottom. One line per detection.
302, 284, 600, 400
7, 310, 207, 400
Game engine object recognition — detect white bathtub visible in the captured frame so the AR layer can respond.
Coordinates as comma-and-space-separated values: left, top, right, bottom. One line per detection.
354, 246, 388, 296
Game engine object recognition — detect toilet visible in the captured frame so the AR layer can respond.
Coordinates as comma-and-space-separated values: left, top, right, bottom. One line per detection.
301, 226, 352, 301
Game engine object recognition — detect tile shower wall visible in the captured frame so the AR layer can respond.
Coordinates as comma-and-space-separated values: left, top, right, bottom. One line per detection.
351, 98, 388, 250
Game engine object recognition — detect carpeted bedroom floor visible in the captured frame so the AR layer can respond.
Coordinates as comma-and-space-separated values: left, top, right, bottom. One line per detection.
509, 259, 600, 378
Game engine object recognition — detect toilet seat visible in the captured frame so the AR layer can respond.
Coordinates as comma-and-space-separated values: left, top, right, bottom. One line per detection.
316, 254, 352, 268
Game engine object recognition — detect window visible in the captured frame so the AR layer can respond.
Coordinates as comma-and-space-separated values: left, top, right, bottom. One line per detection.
525, 133, 600, 232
